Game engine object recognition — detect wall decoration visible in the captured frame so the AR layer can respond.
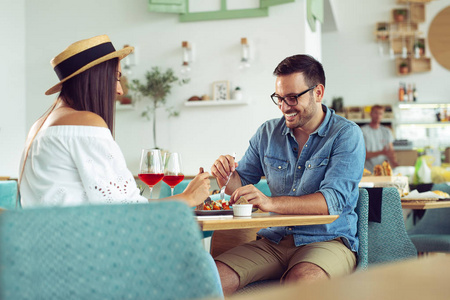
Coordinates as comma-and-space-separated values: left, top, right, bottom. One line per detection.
212, 81, 230, 101
147, 0, 295, 22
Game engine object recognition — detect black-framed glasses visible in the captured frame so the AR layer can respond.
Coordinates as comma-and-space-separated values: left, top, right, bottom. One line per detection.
271, 85, 318, 106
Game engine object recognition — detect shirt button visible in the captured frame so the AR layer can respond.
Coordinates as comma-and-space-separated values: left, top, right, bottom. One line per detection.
297, 166, 301, 169
305, 144, 308, 147
278, 166, 282, 169
288, 227, 293, 231
308, 164, 311, 168
293, 188, 296, 192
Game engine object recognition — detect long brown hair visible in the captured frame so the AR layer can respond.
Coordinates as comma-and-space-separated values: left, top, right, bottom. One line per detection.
59, 57, 119, 132
18, 58, 119, 207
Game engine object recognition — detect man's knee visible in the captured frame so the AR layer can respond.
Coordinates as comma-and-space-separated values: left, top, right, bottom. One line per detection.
284, 262, 329, 283
215, 261, 240, 295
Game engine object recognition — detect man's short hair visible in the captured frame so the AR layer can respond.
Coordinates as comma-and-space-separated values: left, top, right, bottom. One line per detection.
273, 54, 326, 88
371, 105, 385, 113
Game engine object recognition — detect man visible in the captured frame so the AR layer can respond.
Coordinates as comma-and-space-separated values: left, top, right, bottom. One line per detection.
361, 105, 398, 172
211, 54, 366, 295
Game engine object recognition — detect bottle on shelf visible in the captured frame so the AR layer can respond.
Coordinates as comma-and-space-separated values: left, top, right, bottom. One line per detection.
403, 83, 408, 102
413, 84, 417, 102
399, 82, 404, 102
407, 83, 413, 102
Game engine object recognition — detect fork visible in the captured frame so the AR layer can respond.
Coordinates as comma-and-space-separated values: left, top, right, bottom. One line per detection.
219, 152, 236, 201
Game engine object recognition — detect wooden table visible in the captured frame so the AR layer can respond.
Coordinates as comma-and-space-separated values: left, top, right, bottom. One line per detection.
401, 200, 450, 210
228, 255, 450, 300
196, 213, 338, 231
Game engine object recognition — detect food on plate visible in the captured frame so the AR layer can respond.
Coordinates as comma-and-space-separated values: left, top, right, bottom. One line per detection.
374, 160, 392, 176
201, 199, 230, 211
363, 168, 372, 176
234, 196, 249, 205
432, 190, 450, 198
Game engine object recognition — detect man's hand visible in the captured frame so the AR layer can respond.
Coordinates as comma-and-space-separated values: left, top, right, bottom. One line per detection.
230, 184, 272, 212
211, 154, 238, 187
381, 144, 399, 167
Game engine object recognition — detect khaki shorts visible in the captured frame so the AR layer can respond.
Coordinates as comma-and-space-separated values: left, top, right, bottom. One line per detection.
215, 235, 356, 289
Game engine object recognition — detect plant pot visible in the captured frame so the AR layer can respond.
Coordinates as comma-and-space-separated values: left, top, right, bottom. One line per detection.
400, 66, 409, 74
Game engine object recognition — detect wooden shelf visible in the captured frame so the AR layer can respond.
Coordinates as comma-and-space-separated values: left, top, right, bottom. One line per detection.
395, 57, 431, 76
184, 99, 248, 107
397, 103, 450, 109
351, 118, 394, 124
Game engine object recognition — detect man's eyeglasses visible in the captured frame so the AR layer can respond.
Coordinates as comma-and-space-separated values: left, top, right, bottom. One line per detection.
271, 85, 318, 107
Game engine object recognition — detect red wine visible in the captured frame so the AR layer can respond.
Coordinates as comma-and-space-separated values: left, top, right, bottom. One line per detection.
138, 173, 164, 187
162, 175, 185, 188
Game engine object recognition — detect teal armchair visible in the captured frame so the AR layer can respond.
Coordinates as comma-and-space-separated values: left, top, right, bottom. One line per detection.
407, 183, 450, 254
0, 180, 18, 210
0, 201, 223, 299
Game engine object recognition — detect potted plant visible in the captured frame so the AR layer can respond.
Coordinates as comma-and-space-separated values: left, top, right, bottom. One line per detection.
394, 9, 407, 22
414, 41, 425, 56
129, 67, 187, 149
233, 86, 243, 100
399, 61, 409, 74
377, 24, 389, 41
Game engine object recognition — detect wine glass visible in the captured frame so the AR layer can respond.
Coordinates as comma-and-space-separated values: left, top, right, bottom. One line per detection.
162, 152, 185, 196
138, 149, 164, 199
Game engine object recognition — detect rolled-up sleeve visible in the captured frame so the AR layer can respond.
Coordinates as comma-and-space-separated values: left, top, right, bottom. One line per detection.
319, 124, 366, 215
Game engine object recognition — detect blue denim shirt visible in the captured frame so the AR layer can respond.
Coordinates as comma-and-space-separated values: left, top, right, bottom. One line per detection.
236, 105, 365, 252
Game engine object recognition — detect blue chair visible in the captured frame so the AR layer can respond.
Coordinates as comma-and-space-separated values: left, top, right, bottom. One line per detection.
368, 187, 417, 265
254, 179, 271, 196
0, 201, 223, 300
355, 188, 369, 270
407, 183, 450, 254
0, 180, 18, 210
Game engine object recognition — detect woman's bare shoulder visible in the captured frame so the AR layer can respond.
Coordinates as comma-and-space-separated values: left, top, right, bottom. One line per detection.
50, 109, 108, 128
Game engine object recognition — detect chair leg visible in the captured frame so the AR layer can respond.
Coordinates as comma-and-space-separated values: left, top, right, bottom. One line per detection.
202, 236, 212, 253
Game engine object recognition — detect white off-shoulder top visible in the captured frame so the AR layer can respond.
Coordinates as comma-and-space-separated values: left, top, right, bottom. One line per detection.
20, 126, 148, 207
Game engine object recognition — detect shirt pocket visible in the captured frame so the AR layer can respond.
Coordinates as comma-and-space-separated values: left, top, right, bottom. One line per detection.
301, 157, 329, 194
263, 156, 289, 196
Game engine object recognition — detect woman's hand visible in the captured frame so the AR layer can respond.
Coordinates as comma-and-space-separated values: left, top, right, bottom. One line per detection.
181, 168, 211, 207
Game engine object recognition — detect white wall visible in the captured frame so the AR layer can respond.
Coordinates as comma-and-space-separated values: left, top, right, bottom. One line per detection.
0, 0, 26, 178
6, 0, 449, 178
24, 0, 317, 176
322, 0, 450, 106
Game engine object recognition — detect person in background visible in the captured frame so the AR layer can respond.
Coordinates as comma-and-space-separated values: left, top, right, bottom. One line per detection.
361, 105, 398, 172
19, 34, 210, 207
211, 54, 365, 295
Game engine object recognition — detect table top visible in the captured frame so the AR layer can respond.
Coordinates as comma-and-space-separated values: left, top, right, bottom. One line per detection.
196, 213, 338, 231
229, 255, 450, 300
401, 199, 450, 209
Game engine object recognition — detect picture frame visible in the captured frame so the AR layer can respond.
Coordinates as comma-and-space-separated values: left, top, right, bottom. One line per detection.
212, 80, 230, 101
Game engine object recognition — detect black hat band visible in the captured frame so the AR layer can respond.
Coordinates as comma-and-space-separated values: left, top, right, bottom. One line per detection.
54, 42, 116, 80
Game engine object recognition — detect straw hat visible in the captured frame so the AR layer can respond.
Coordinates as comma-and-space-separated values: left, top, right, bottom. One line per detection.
45, 34, 134, 95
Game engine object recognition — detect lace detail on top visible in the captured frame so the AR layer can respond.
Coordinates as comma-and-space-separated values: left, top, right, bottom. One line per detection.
20, 126, 148, 207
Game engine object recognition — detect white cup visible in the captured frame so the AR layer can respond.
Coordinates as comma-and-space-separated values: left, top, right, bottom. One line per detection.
233, 204, 253, 217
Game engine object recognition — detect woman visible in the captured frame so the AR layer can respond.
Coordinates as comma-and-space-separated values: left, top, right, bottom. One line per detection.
19, 34, 210, 207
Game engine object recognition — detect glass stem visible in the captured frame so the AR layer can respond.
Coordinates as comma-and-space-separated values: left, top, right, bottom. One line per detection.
149, 187, 153, 199
171, 187, 174, 196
